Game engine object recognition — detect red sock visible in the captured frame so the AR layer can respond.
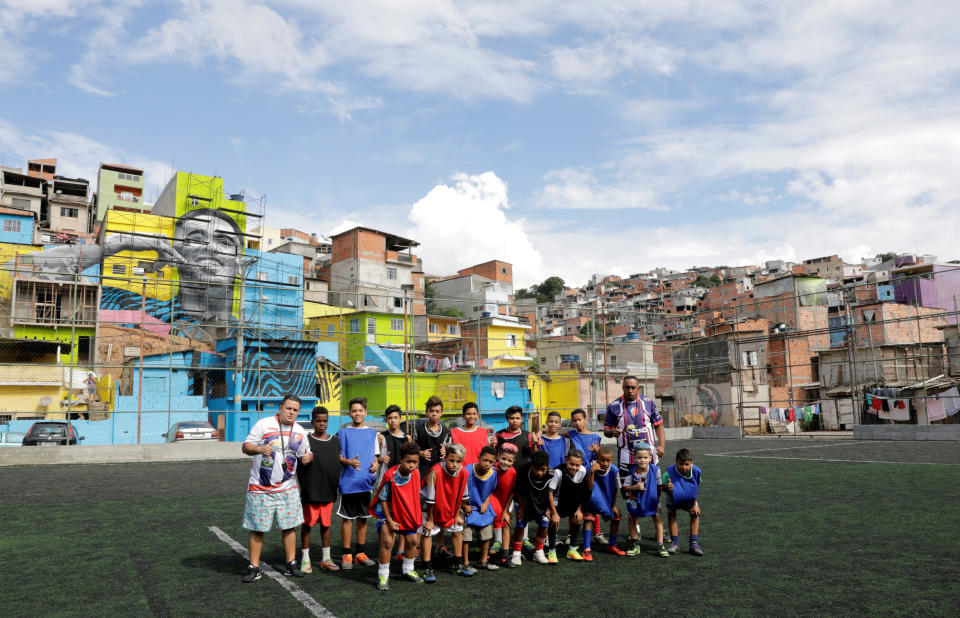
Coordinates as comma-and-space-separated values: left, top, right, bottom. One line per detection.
535, 539, 545, 551
511, 541, 523, 552
593, 519, 601, 534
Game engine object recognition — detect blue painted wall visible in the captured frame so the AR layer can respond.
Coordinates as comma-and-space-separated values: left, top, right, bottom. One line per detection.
0, 212, 35, 244
243, 249, 304, 338
470, 373, 533, 431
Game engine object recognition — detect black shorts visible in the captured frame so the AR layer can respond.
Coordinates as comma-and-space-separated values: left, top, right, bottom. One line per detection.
337, 492, 371, 520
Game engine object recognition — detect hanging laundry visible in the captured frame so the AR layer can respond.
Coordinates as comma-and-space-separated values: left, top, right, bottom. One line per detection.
939, 387, 960, 416
803, 407, 813, 423
760, 407, 767, 415
491, 381, 506, 399
871, 397, 883, 411
889, 402, 910, 422
926, 398, 947, 422
811, 403, 820, 416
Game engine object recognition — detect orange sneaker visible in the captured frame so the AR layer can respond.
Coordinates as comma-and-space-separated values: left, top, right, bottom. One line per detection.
341, 554, 354, 570
582, 548, 593, 562
606, 545, 626, 556
355, 552, 376, 567
320, 560, 340, 571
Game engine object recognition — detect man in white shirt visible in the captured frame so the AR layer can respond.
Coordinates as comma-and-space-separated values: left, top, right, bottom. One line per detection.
241, 394, 313, 582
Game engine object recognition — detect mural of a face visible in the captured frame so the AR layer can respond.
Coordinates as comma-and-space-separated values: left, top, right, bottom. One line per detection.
696, 384, 723, 426
172, 209, 242, 323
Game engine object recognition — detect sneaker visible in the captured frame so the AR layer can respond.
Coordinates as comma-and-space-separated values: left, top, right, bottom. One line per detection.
625, 541, 643, 557
479, 562, 500, 571
689, 542, 704, 556
667, 542, 679, 554
355, 552, 376, 567
582, 548, 593, 562
341, 554, 354, 570
422, 568, 437, 583
437, 545, 452, 558
377, 575, 389, 591
455, 564, 476, 577
402, 570, 425, 583
283, 560, 305, 578
488, 541, 502, 555
510, 553, 523, 567
522, 538, 535, 551
532, 550, 549, 564
300, 559, 312, 574
320, 560, 340, 571
547, 549, 559, 564
566, 547, 583, 561
242, 565, 262, 583
657, 544, 670, 558
606, 545, 626, 556
561, 535, 572, 546
594, 533, 609, 545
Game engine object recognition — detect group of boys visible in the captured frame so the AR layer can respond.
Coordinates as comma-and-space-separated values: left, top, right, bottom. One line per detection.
239, 387, 703, 591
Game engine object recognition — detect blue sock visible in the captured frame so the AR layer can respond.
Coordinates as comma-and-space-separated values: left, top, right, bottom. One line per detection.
608, 534, 618, 547
671, 535, 679, 544
583, 529, 593, 550
689, 534, 698, 544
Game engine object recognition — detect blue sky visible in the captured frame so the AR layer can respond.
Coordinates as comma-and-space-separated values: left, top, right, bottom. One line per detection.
2, 0, 959, 287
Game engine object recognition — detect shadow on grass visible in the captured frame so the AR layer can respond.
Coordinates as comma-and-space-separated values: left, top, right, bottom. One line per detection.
182, 553, 247, 575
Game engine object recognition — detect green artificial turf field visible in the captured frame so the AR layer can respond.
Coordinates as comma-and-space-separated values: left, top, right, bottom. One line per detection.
1, 438, 959, 617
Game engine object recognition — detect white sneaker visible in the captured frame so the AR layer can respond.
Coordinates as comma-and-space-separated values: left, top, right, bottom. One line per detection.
533, 550, 549, 564
510, 552, 522, 567
594, 533, 609, 545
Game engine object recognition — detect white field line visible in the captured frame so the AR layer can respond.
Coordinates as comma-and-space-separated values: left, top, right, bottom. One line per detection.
703, 452, 960, 466
705, 441, 870, 456
209, 526, 336, 618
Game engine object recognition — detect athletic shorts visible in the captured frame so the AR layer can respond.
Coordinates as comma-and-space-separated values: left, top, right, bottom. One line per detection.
375, 520, 418, 536
337, 492, 371, 520
665, 498, 695, 514
243, 486, 303, 532
462, 524, 493, 543
419, 510, 463, 536
626, 500, 661, 518
517, 513, 550, 529
302, 501, 334, 527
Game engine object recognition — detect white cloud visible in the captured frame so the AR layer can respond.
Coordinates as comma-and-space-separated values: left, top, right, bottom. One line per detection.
328, 219, 363, 237
0, 120, 174, 200
535, 167, 665, 211
551, 35, 679, 84
408, 171, 544, 285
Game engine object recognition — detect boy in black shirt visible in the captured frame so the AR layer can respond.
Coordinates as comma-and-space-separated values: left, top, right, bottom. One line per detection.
297, 406, 342, 573
510, 450, 552, 567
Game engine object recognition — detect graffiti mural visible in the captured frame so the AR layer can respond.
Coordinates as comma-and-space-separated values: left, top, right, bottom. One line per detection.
240, 340, 318, 399
316, 357, 343, 410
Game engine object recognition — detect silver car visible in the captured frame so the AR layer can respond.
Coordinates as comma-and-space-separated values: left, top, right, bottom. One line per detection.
163, 421, 219, 442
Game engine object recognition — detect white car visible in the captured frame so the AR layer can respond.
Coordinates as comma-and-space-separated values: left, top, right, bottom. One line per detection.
163, 421, 219, 442
0, 431, 25, 447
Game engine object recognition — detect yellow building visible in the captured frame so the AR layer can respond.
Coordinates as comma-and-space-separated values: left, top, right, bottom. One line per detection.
528, 369, 581, 422
414, 314, 462, 343
461, 316, 533, 369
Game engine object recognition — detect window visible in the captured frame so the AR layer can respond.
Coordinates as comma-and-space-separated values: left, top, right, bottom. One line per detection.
256, 272, 269, 281
112, 264, 126, 275
609, 354, 617, 366
287, 275, 299, 285
429, 323, 439, 334
742, 350, 759, 367
3, 219, 21, 233
387, 267, 397, 280
117, 172, 141, 182
190, 197, 199, 206
391, 318, 403, 331
60, 207, 79, 218
501, 267, 507, 274
11, 197, 30, 210
367, 318, 376, 334
506, 333, 517, 347
117, 192, 138, 203
394, 297, 403, 308
327, 324, 335, 337
349, 319, 360, 333
447, 324, 458, 335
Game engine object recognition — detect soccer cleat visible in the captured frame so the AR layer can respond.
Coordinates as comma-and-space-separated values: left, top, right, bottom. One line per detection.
594, 533, 609, 545
341, 554, 354, 570
455, 564, 477, 577
689, 542, 704, 556
522, 538, 535, 551
436, 545, 452, 558
355, 552, 376, 567
657, 544, 670, 558
283, 560, 305, 578
422, 568, 437, 583
301, 559, 312, 574
581, 548, 593, 562
561, 535, 572, 546
547, 549, 559, 564
606, 545, 626, 556
532, 550, 549, 564
510, 553, 523, 567
242, 565, 262, 583
667, 542, 679, 554
566, 547, 583, 561
377, 575, 390, 591
625, 541, 643, 556
479, 562, 500, 571
402, 570, 425, 583
320, 560, 340, 571
488, 541, 502, 555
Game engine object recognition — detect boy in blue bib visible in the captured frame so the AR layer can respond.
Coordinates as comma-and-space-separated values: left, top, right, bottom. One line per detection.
662, 448, 703, 556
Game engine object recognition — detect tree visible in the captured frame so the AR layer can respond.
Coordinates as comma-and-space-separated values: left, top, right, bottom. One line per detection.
516, 276, 566, 304
579, 320, 603, 339
438, 307, 465, 318
693, 274, 722, 288
424, 280, 440, 314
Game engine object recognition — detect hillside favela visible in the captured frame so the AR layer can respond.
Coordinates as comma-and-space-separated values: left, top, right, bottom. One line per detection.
1, 159, 956, 442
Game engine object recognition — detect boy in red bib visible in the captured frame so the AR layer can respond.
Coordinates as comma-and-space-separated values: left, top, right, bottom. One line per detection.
451, 401, 491, 466
419, 443, 470, 582
371, 442, 425, 591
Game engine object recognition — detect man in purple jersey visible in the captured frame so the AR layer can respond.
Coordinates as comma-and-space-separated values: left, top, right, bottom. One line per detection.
603, 376, 665, 481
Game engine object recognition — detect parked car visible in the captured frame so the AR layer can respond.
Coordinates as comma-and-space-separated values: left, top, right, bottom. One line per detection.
163, 421, 218, 442
22, 422, 84, 446
0, 431, 25, 447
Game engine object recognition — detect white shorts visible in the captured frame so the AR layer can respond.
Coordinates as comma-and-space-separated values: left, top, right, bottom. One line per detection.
418, 510, 463, 536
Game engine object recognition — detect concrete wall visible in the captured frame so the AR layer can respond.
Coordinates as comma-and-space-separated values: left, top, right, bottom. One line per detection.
854, 424, 960, 441
0, 440, 246, 467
